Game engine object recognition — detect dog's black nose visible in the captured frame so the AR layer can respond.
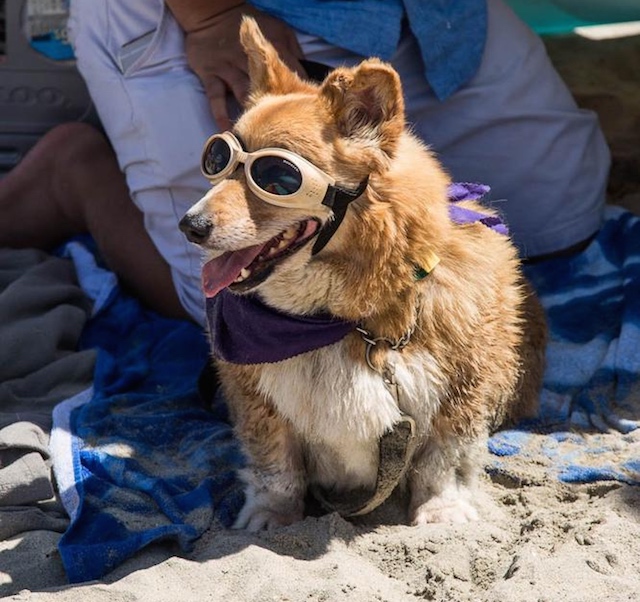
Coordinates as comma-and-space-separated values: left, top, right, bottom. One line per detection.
179, 213, 213, 245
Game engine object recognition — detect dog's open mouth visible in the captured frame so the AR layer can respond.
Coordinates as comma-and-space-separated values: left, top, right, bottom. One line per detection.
201, 219, 321, 298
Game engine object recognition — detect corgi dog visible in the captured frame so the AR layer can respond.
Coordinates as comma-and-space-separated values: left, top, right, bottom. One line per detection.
179, 17, 547, 531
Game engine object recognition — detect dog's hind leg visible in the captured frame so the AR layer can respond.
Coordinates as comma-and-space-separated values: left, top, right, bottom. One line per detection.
407, 435, 484, 525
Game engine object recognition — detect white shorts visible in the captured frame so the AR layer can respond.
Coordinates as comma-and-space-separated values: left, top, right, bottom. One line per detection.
68, 0, 609, 325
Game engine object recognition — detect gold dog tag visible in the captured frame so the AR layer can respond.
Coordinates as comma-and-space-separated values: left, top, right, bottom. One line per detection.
414, 250, 440, 280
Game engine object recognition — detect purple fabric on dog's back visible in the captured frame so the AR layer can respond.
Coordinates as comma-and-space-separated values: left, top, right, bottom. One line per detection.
447, 182, 509, 235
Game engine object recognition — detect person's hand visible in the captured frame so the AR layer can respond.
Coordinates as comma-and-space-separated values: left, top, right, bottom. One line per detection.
183, 4, 305, 131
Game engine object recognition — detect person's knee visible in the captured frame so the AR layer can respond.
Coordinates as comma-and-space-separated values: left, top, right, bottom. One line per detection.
45, 122, 114, 171
45, 123, 121, 196
41, 123, 125, 227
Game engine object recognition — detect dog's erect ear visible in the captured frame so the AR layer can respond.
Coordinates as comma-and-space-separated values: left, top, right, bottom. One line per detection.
320, 59, 405, 156
240, 16, 313, 102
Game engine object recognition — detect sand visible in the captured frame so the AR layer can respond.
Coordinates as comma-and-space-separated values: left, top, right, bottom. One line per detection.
5, 470, 640, 601
3, 31, 640, 602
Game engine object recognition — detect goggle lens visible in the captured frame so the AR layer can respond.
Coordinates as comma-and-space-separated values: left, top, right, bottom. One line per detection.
203, 137, 232, 176
201, 134, 308, 198
250, 156, 303, 196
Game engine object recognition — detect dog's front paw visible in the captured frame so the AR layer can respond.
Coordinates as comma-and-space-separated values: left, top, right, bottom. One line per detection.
410, 494, 479, 525
233, 494, 304, 532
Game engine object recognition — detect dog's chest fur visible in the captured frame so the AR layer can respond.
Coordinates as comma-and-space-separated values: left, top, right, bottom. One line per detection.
255, 338, 445, 491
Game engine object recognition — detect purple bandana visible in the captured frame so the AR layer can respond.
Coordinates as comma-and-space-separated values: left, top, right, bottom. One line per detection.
207, 291, 356, 364
206, 182, 506, 365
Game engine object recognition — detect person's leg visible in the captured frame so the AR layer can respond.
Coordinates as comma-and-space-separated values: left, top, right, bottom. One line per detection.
68, 0, 216, 325
0, 122, 188, 319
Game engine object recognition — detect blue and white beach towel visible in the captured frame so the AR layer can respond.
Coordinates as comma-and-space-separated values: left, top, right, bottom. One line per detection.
489, 205, 640, 484
51, 206, 640, 583
50, 241, 245, 583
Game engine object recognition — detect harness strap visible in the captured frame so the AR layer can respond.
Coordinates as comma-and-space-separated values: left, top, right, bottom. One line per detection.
310, 414, 417, 517
312, 177, 369, 255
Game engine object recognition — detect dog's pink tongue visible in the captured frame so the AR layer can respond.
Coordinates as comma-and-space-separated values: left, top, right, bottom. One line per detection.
201, 244, 263, 298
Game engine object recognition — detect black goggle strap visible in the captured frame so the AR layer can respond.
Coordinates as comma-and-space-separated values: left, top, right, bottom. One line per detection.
311, 177, 369, 255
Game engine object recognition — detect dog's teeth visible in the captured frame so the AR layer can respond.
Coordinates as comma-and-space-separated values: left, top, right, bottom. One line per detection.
235, 268, 251, 283
265, 240, 287, 258
282, 227, 296, 241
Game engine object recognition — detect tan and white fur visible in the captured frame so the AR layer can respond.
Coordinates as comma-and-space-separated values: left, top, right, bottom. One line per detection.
181, 18, 547, 531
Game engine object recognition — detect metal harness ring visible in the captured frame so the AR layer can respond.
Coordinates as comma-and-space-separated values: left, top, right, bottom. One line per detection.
356, 326, 413, 374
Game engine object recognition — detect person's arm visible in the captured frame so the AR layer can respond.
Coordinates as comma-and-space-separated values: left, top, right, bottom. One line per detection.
165, 0, 243, 33
165, 0, 304, 131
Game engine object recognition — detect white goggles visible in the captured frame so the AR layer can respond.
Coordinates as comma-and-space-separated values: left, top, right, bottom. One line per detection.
200, 131, 345, 210
201, 131, 368, 254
